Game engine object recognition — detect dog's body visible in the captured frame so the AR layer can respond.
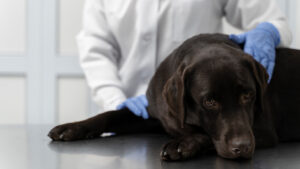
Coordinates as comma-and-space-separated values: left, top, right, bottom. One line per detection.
49, 34, 300, 161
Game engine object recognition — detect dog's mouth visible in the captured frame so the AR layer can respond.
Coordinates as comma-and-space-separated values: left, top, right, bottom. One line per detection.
213, 131, 255, 159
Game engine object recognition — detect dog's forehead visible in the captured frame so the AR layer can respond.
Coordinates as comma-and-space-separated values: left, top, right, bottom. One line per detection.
194, 43, 253, 62
194, 44, 252, 73
194, 55, 247, 78
190, 50, 255, 94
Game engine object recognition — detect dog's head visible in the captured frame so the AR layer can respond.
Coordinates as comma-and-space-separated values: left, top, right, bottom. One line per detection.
163, 44, 268, 159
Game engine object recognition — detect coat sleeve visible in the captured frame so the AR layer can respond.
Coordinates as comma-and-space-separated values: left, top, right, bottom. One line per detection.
76, 0, 126, 111
222, 0, 292, 47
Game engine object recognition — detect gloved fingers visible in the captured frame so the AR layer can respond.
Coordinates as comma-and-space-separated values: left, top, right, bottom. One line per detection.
267, 61, 275, 83
116, 102, 126, 110
116, 95, 149, 118
125, 99, 141, 117
252, 47, 263, 64
139, 95, 149, 107
253, 48, 274, 83
135, 99, 149, 119
229, 33, 246, 44
261, 46, 275, 82
260, 57, 269, 70
262, 44, 274, 57
244, 45, 255, 57
255, 47, 271, 68
141, 110, 149, 119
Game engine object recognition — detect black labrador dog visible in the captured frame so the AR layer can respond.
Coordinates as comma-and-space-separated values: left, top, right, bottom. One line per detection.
48, 34, 300, 161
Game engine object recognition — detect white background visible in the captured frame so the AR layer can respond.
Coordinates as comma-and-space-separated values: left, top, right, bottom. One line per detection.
0, 0, 298, 125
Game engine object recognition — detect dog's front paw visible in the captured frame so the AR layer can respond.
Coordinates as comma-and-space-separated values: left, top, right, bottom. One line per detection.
48, 123, 100, 141
160, 137, 200, 161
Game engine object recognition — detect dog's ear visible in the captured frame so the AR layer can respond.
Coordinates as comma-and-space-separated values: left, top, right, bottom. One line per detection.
162, 63, 192, 128
250, 58, 269, 114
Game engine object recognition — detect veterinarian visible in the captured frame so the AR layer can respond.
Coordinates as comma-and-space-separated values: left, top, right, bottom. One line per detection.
77, 0, 292, 118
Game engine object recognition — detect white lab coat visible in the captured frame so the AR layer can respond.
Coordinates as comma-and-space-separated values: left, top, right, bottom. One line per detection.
77, 0, 292, 112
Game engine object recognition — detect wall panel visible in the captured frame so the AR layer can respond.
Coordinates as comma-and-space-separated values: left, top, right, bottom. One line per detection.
57, 77, 88, 123
58, 0, 85, 56
0, 76, 26, 124
0, 0, 26, 54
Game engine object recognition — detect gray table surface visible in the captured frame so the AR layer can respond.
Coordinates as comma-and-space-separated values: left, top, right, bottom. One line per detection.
1, 125, 300, 169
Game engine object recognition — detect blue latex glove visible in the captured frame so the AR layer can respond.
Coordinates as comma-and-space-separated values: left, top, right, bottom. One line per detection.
117, 95, 149, 119
229, 22, 280, 83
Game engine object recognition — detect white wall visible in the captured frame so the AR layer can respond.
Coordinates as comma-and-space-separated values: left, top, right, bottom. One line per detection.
0, 77, 26, 124
57, 77, 88, 123
0, 0, 26, 53
293, 1, 300, 48
59, 0, 85, 56
0, 0, 299, 125
0, 0, 97, 125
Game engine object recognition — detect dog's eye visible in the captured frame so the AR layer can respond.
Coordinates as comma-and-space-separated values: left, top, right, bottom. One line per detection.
203, 99, 219, 110
240, 92, 254, 104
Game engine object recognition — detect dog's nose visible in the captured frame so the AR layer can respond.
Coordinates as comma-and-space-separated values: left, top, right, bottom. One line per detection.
230, 139, 252, 157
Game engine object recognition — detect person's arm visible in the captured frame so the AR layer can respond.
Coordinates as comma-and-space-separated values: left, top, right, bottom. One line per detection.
77, 0, 126, 111
222, 0, 292, 82
222, 0, 292, 47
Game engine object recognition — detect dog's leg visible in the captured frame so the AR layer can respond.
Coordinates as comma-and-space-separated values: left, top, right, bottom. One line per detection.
48, 108, 163, 141
160, 134, 212, 161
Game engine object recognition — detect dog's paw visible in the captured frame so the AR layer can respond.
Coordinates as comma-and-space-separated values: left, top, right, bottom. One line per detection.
160, 137, 200, 161
48, 123, 100, 141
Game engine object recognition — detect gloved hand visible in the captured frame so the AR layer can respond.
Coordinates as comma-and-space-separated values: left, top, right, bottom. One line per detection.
229, 22, 280, 83
116, 95, 149, 119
